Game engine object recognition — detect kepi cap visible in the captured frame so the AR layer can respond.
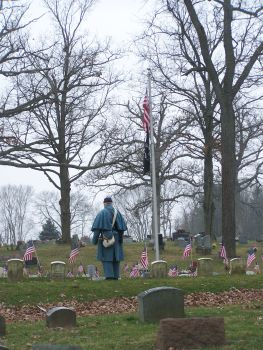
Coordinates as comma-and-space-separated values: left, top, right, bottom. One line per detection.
103, 196, 113, 203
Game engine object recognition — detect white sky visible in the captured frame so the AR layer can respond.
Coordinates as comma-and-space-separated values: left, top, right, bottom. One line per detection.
0, 0, 152, 193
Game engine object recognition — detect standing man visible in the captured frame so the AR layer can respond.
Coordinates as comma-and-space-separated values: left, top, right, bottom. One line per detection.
91, 196, 127, 280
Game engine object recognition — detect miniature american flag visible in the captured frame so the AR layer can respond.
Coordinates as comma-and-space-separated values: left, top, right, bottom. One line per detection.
140, 247, 149, 269
68, 241, 80, 264
183, 242, 192, 258
247, 252, 256, 268
129, 265, 140, 278
23, 240, 36, 261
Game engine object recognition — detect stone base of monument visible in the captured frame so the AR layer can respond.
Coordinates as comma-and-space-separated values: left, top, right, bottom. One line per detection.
155, 317, 225, 350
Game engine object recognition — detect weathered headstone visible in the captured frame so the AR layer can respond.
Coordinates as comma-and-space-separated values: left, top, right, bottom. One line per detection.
155, 317, 225, 350
229, 258, 246, 275
138, 287, 184, 322
32, 345, 82, 350
87, 265, 96, 278
151, 260, 167, 278
46, 307, 76, 328
197, 258, 213, 276
0, 345, 9, 350
50, 261, 66, 280
7, 259, 24, 282
0, 316, 6, 336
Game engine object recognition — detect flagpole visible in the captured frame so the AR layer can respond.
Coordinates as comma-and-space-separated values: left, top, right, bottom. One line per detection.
147, 68, 159, 261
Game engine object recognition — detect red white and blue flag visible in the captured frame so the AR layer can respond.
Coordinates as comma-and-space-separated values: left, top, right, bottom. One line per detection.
68, 241, 80, 264
183, 242, 192, 258
140, 247, 149, 269
220, 243, 228, 263
129, 265, 140, 278
23, 240, 36, 261
168, 267, 178, 277
247, 252, 256, 268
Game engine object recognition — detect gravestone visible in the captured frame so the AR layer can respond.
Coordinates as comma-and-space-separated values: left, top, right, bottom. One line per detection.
32, 346, 82, 350
46, 307, 76, 328
197, 258, 213, 276
7, 259, 24, 282
50, 261, 66, 280
155, 317, 225, 350
196, 235, 211, 254
0, 316, 6, 336
151, 260, 167, 278
0, 267, 4, 278
138, 287, 184, 322
229, 258, 246, 275
123, 237, 133, 244
87, 265, 96, 278
178, 240, 187, 248
0, 345, 9, 350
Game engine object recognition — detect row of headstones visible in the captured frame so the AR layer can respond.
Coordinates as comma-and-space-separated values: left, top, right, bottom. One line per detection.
2, 260, 98, 282
0, 286, 225, 349
3, 257, 249, 282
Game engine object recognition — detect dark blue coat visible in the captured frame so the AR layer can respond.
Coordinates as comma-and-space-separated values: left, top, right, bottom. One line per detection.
91, 204, 127, 262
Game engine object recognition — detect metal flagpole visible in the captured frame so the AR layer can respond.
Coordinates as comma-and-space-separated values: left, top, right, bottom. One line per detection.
147, 68, 160, 261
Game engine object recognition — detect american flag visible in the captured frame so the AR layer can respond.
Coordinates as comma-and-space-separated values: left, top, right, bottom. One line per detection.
168, 267, 178, 277
23, 240, 36, 261
140, 247, 149, 269
129, 265, 140, 278
143, 94, 150, 132
220, 243, 228, 262
247, 252, 256, 268
183, 242, 192, 258
68, 241, 80, 264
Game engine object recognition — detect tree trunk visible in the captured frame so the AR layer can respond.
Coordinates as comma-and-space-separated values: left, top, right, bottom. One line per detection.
221, 103, 236, 258
59, 165, 71, 243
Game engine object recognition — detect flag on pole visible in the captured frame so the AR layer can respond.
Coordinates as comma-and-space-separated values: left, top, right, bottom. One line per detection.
68, 241, 80, 264
140, 247, 149, 269
23, 240, 36, 261
247, 251, 256, 268
129, 265, 140, 278
220, 243, 228, 263
168, 266, 178, 277
143, 94, 150, 175
183, 242, 192, 258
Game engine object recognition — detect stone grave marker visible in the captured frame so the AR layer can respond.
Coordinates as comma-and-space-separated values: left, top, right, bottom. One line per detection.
87, 265, 96, 278
46, 307, 76, 328
32, 345, 82, 350
0, 267, 4, 278
7, 259, 24, 282
197, 258, 213, 276
229, 258, 246, 275
155, 317, 225, 350
0, 316, 6, 336
50, 261, 66, 280
138, 287, 184, 322
151, 260, 167, 278
0, 345, 9, 350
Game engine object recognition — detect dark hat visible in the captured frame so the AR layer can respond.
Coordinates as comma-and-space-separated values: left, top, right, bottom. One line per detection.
103, 196, 113, 203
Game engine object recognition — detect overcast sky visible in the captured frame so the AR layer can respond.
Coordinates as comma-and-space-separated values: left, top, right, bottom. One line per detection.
0, 0, 152, 193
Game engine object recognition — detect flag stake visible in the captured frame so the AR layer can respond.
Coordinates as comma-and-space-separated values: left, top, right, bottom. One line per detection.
147, 68, 159, 261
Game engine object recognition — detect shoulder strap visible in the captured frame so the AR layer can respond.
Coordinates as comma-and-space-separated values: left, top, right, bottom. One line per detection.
112, 208, 118, 227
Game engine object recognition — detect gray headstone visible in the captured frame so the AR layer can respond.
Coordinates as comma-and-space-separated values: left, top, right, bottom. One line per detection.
7, 259, 24, 282
197, 258, 213, 276
50, 261, 66, 280
203, 235, 211, 249
151, 260, 167, 278
0, 316, 6, 336
46, 307, 76, 328
229, 258, 246, 275
0, 345, 9, 350
138, 287, 184, 323
194, 235, 203, 248
32, 346, 82, 350
87, 265, 96, 277
0, 267, 4, 278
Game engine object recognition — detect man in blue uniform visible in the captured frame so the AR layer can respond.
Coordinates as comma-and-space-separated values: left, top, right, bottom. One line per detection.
91, 196, 127, 280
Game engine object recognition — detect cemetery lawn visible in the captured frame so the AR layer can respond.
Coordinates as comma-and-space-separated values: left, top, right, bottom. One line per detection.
3, 304, 263, 350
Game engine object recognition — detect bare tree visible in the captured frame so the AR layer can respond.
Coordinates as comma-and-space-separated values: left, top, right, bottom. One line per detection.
3, 0, 121, 243
34, 190, 93, 238
0, 184, 34, 244
161, 0, 263, 257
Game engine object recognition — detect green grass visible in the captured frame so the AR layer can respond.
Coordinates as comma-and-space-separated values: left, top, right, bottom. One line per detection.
1, 305, 263, 350
0, 241, 263, 349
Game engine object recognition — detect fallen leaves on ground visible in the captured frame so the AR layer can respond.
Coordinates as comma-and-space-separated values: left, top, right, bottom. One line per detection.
1, 288, 263, 323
